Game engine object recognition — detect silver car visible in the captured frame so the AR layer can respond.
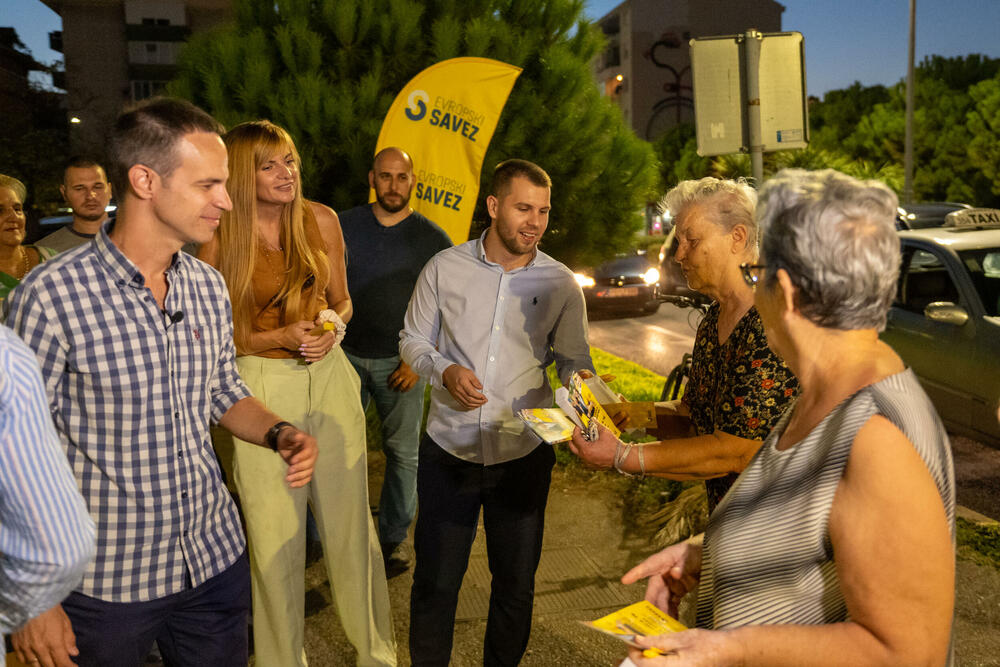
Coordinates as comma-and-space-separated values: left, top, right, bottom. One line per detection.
881, 208, 1000, 446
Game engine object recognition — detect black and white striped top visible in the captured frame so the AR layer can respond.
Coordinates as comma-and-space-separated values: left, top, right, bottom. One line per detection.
696, 369, 955, 635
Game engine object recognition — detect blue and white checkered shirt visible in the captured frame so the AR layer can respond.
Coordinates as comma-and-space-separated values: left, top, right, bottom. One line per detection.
4, 225, 251, 603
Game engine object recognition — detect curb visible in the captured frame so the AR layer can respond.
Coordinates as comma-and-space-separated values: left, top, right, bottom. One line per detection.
957, 504, 999, 526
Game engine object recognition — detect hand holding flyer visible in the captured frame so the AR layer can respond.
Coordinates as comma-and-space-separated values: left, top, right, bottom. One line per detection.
582, 600, 687, 655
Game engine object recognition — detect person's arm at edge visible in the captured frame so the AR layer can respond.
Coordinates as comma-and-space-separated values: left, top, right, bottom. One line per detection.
631, 416, 954, 666
568, 421, 761, 479
0, 350, 95, 632
621, 430, 763, 480
2, 298, 94, 667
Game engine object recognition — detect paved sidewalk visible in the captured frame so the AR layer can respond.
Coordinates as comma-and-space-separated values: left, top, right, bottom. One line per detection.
293, 457, 1000, 666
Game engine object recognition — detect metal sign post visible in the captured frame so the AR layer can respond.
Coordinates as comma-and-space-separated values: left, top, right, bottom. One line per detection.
743, 30, 764, 185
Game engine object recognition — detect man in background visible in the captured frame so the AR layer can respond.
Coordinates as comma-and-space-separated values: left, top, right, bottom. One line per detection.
340, 146, 452, 576
38, 156, 112, 253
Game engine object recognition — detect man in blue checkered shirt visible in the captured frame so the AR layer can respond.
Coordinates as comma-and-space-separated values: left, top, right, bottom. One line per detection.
5, 98, 319, 667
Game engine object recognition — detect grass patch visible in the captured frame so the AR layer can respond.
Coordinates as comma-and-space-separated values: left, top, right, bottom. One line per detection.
544, 348, 686, 509
957, 518, 1000, 569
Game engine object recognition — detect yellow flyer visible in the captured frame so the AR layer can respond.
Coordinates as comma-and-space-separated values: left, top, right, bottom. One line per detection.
583, 600, 687, 647
567, 372, 621, 439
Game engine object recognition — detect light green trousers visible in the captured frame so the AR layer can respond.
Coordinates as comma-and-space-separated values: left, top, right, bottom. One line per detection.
225, 348, 396, 666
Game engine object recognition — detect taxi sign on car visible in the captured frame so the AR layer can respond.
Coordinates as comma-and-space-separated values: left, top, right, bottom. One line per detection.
944, 208, 1000, 229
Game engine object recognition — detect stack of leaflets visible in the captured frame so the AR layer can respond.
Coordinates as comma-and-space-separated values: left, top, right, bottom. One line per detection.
517, 372, 623, 444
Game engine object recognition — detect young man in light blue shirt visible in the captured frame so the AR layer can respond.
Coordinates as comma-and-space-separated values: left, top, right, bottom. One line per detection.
401, 159, 595, 666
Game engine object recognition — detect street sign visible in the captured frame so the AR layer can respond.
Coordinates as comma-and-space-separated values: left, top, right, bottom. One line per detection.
690, 36, 743, 156
759, 33, 808, 151
690, 31, 808, 164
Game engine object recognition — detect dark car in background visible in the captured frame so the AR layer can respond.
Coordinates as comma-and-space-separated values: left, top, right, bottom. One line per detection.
574, 250, 661, 314
895, 202, 971, 230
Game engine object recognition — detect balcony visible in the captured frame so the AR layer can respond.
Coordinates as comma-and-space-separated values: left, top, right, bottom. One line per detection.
125, 24, 190, 42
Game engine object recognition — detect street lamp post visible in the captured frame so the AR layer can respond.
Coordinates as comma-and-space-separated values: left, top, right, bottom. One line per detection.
903, 0, 916, 205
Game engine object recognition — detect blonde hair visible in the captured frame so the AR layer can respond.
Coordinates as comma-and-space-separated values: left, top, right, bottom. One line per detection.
0, 174, 27, 202
216, 120, 329, 353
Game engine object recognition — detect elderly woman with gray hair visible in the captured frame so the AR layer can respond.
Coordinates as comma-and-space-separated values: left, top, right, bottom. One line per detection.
570, 177, 797, 511
620, 169, 955, 667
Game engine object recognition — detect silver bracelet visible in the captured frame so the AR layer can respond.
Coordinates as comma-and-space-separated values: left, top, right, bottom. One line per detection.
613, 440, 636, 478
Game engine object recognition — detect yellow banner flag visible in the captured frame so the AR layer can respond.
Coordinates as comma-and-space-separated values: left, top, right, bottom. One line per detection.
373, 57, 522, 244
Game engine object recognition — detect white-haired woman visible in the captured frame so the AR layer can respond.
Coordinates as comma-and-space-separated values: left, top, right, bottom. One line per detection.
570, 178, 797, 511
621, 169, 955, 666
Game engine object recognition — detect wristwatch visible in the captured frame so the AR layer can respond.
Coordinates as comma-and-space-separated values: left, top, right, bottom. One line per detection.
265, 421, 294, 451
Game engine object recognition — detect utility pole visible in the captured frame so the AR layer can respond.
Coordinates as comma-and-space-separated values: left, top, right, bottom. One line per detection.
903, 0, 916, 204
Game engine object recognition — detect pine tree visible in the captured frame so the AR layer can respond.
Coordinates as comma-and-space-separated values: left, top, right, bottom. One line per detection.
169, 0, 658, 266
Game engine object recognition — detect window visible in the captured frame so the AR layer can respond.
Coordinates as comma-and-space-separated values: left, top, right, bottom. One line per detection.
898, 248, 961, 314
130, 80, 164, 101
958, 248, 1000, 317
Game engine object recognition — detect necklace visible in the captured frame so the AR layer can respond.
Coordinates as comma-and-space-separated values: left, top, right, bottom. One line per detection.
17, 246, 28, 278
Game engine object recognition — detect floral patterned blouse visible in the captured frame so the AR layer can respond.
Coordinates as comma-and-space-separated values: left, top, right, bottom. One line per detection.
682, 303, 798, 511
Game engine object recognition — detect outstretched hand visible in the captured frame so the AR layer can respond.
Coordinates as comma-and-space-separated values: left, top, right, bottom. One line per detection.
622, 540, 703, 619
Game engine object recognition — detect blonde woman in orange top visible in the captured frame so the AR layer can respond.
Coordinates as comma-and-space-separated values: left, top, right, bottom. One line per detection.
199, 121, 395, 666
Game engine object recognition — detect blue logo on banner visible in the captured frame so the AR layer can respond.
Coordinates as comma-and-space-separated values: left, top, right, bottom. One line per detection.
405, 90, 429, 121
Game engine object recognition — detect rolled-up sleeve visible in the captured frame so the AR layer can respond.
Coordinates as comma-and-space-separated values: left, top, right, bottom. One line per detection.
0, 331, 95, 634
400, 257, 453, 390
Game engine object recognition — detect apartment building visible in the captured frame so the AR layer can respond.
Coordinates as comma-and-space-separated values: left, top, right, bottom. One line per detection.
593, 0, 784, 140
42, 0, 231, 152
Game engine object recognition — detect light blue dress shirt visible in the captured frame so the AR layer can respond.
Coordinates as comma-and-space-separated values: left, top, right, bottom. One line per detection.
400, 233, 594, 465
0, 325, 95, 659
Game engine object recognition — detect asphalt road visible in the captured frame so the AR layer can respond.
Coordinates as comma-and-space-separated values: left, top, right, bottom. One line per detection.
587, 302, 1000, 520
587, 302, 703, 377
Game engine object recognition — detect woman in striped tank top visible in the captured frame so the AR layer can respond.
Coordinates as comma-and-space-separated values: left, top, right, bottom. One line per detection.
620, 169, 955, 666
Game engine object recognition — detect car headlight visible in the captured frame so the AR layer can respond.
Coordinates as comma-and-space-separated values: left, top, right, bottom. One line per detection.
643, 267, 660, 285
574, 272, 595, 288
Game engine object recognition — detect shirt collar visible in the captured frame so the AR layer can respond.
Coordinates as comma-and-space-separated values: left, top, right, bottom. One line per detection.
475, 229, 539, 272
95, 220, 184, 288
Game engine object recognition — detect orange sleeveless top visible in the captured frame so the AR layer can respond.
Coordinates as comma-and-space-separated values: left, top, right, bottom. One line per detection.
249, 205, 329, 358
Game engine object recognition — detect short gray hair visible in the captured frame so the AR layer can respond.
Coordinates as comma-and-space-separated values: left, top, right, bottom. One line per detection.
0, 174, 26, 202
663, 177, 758, 253
757, 169, 900, 331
